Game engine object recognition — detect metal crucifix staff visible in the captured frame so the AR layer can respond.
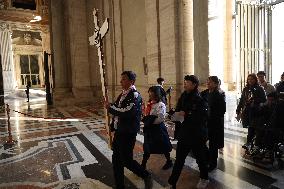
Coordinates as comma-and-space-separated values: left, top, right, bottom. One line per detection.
89, 9, 112, 147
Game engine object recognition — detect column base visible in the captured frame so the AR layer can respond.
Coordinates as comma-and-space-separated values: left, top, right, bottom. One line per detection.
53, 87, 102, 106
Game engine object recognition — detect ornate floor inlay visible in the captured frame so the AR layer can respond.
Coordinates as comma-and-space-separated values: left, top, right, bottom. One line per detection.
0, 91, 283, 189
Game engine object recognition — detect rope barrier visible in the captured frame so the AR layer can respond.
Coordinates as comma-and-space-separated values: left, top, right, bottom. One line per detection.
10, 109, 71, 120
5, 104, 17, 145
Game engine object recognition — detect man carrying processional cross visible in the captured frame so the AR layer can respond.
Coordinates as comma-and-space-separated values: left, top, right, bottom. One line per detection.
89, 9, 153, 189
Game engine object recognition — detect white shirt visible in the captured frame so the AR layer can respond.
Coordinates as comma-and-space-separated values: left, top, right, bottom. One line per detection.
149, 101, 166, 124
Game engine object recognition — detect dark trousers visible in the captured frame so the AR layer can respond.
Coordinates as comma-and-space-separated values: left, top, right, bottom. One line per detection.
112, 132, 149, 189
25, 90, 29, 101
208, 140, 218, 167
247, 126, 255, 144
142, 152, 171, 165
168, 141, 208, 185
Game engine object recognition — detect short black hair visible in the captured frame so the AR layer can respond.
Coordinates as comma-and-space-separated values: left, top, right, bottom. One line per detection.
257, 71, 266, 76
121, 71, 136, 81
157, 77, 165, 84
184, 75, 199, 86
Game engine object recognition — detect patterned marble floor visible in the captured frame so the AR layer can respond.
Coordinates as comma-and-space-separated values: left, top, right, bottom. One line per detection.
0, 90, 283, 189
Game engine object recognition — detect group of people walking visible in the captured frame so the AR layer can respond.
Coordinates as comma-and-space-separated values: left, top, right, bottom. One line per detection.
105, 71, 227, 189
105, 70, 284, 189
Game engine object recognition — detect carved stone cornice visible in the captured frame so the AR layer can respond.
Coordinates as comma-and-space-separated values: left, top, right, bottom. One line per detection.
0, 20, 48, 33
12, 45, 42, 55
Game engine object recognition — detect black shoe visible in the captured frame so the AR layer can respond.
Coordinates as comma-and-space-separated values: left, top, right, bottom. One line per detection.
208, 164, 217, 172
168, 178, 176, 189
242, 143, 250, 150
144, 173, 153, 189
162, 160, 173, 170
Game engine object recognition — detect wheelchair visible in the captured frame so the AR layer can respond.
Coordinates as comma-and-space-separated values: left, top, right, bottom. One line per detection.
243, 127, 284, 169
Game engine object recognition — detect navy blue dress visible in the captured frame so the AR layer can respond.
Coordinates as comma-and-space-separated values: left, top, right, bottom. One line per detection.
142, 102, 172, 154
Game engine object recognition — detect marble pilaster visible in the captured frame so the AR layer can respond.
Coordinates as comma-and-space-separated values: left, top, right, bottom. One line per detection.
66, 0, 94, 99
50, 0, 69, 91
223, 0, 235, 90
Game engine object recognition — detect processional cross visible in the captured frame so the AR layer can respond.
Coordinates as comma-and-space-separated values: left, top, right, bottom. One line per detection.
89, 9, 112, 147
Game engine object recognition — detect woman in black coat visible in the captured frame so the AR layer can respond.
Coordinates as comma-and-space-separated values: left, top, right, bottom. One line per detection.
201, 76, 226, 171
141, 86, 173, 170
236, 73, 266, 149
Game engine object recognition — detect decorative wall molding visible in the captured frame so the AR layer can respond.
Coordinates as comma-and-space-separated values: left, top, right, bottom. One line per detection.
12, 45, 42, 55
0, 23, 9, 31
0, 20, 49, 33
0, 0, 8, 10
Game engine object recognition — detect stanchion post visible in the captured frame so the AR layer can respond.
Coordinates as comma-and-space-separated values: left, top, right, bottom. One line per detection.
5, 104, 16, 145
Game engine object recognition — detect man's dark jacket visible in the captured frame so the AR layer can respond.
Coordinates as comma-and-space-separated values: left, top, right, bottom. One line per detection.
175, 90, 208, 145
109, 88, 142, 134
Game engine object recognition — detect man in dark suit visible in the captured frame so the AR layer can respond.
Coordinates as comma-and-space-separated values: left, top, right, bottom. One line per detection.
105, 71, 153, 189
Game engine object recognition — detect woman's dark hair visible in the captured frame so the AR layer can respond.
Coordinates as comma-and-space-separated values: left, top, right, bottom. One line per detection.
148, 86, 162, 102
208, 76, 219, 85
208, 76, 219, 90
246, 73, 258, 86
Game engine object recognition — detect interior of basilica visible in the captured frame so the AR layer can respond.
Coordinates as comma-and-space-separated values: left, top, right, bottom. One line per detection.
0, 0, 284, 188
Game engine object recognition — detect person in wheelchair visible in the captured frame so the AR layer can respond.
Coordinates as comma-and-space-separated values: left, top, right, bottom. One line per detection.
260, 92, 284, 161
249, 92, 278, 157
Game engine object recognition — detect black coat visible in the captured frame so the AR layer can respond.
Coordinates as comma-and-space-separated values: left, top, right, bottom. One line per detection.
175, 90, 208, 145
143, 116, 172, 154
275, 81, 284, 93
236, 84, 266, 128
201, 89, 226, 149
270, 98, 284, 129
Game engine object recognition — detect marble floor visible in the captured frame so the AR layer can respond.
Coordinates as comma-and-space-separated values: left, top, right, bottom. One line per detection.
0, 90, 283, 189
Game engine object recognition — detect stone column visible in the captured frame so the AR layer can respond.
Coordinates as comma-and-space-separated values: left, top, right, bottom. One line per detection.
103, 0, 123, 101
223, 0, 235, 90
176, 0, 194, 92
66, 0, 94, 100
159, 0, 179, 85
145, 0, 160, 85
38, 54, 44, 87
40, 31, 49, 87
193, 0, 209, 84
13, 54, 21, 88
50, 0, 69, 92
180, 0, 194, 76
